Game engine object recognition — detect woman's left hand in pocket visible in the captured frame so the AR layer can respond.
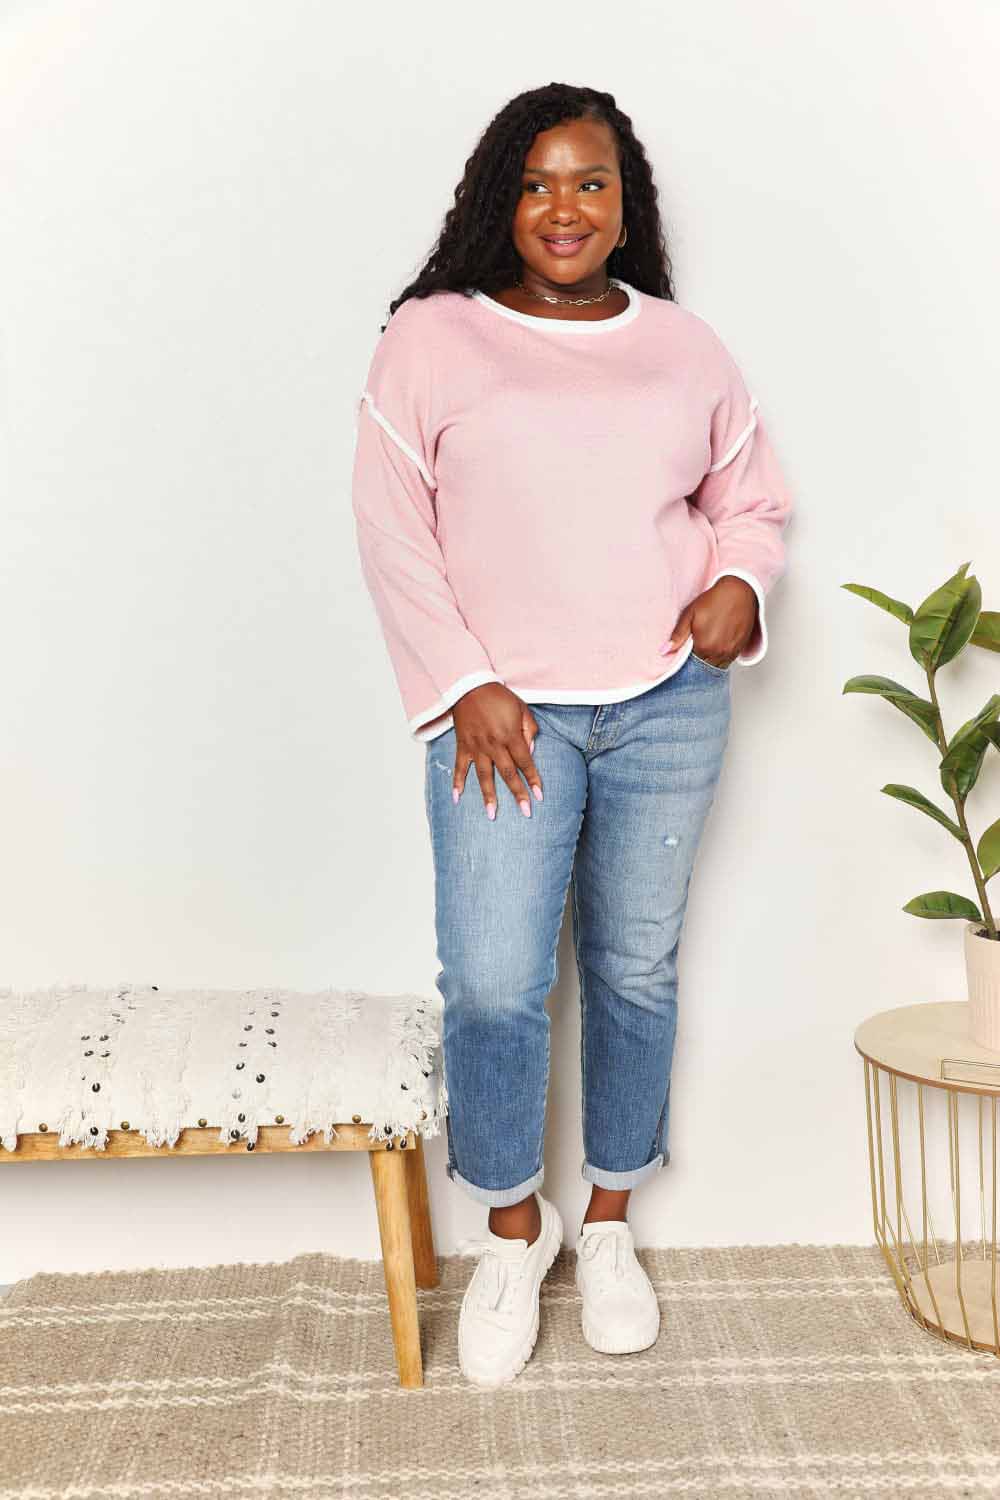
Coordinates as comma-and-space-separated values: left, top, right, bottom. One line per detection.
658, 576, 758, 668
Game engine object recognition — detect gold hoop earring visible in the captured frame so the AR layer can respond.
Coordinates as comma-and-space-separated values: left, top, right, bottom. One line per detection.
616, 226, 628, 250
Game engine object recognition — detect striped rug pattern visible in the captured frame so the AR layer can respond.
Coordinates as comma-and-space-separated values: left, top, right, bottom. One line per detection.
4, 1243, 1000, 1498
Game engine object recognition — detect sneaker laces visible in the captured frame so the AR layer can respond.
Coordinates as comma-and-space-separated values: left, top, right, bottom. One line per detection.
457, 1236, 527, 1323
578, 1227, 628, 1283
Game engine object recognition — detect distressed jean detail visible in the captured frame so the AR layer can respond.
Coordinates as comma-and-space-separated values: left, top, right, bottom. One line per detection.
423, 648, 731, 1208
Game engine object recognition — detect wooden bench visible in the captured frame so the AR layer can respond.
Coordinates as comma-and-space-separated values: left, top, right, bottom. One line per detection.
0, 983, 447, 1389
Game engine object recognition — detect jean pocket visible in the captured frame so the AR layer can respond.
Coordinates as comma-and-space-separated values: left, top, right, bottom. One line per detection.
690, 650, 731, 677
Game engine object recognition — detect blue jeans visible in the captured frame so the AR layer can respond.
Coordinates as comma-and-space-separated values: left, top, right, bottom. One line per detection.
422, 648, 733, 1207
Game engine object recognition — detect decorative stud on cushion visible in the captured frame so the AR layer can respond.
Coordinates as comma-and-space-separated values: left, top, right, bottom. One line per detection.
0, 985, 447, 1152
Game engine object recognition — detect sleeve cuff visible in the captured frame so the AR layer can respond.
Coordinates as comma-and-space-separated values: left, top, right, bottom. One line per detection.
708, 568, 768, 666
409, 670, 506, 743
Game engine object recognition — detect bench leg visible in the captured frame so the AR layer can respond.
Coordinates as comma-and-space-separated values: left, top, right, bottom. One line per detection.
404, 1134, 439, 1289
369, 1146, 423, 1388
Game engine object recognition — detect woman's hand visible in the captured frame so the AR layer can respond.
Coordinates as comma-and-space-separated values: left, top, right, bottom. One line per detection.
660, 576, 758, 668
451, 683, 543, 820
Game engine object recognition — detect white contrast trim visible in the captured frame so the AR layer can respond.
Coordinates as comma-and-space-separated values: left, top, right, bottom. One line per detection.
708, 397, 760, 473
469, 278, 641, 335
411, 568, 772, 744
358, 391, 436, 491
708, 567, 768, 666
410, 644, 699, 743
409, 670, 506, 739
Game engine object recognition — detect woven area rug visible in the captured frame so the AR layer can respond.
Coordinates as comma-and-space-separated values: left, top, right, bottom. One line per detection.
5, 1243, 1000, 1499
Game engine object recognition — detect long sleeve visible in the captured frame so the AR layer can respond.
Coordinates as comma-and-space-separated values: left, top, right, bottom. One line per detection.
690, 344, 794, 666
350, 305, 504, 741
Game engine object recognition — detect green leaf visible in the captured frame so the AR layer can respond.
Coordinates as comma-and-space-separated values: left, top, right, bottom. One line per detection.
945, 698, 1000, 751
979, 818, 1000, 882
841, 583, 914, 624
842, 675, 940, 744
902, 890, 982, 921
909, 562, 982, 670
970, 610, 1000, 653
939, 694, 1000, 802
881, 784, 963, 839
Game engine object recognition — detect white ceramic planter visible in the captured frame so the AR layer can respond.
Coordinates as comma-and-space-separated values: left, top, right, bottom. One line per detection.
965, 920, 1000, 1051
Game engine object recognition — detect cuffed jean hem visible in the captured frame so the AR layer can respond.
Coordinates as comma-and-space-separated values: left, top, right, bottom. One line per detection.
581, 1150, 668, 1191
446, 1160, 545, 1208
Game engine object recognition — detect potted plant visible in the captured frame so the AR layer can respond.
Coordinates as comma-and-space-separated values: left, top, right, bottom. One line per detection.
843, 562, 1000, 1048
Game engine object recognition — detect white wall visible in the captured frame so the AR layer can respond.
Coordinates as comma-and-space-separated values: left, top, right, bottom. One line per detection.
2, 0, 999, 1280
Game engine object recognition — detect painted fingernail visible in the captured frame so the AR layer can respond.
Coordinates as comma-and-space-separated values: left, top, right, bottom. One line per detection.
529, 738, 536, 753
658, 641, 675, 655
519, 799, 531, 817
452, 787, 460, 804
532, 784, 543, 801
486, 802, 496, 820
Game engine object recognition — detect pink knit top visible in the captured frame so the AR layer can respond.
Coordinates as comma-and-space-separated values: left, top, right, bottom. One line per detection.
350, 277, 794, 742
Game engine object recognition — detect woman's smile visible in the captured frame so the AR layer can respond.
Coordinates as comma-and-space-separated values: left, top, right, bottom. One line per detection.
539, 232, 593, 258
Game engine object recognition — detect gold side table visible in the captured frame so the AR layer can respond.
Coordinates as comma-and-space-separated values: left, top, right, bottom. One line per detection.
856, 1001, 1000, 1354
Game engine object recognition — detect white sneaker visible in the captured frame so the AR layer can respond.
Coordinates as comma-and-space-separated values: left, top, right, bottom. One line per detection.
455, 1190, 563, 1388
575, 1219, 661, 1354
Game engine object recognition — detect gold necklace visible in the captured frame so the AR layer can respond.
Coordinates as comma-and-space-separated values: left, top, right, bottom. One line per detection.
514, 278, 619, 306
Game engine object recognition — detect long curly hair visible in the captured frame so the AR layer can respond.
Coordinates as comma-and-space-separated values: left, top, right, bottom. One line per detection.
383, 82, 675, 329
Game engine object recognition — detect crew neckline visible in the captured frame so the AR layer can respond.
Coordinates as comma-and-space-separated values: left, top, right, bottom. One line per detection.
470, 277, 640, 334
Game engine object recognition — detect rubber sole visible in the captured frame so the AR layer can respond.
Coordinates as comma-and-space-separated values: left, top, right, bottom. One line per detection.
459, 1204, 564, 1388
579, 1302, 661, 1355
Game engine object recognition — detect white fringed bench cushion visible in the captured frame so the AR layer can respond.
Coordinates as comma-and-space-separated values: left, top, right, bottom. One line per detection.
0, 984, 447, 1153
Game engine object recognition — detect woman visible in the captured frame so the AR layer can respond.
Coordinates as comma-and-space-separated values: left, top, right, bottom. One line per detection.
351, 82, 793, 1388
